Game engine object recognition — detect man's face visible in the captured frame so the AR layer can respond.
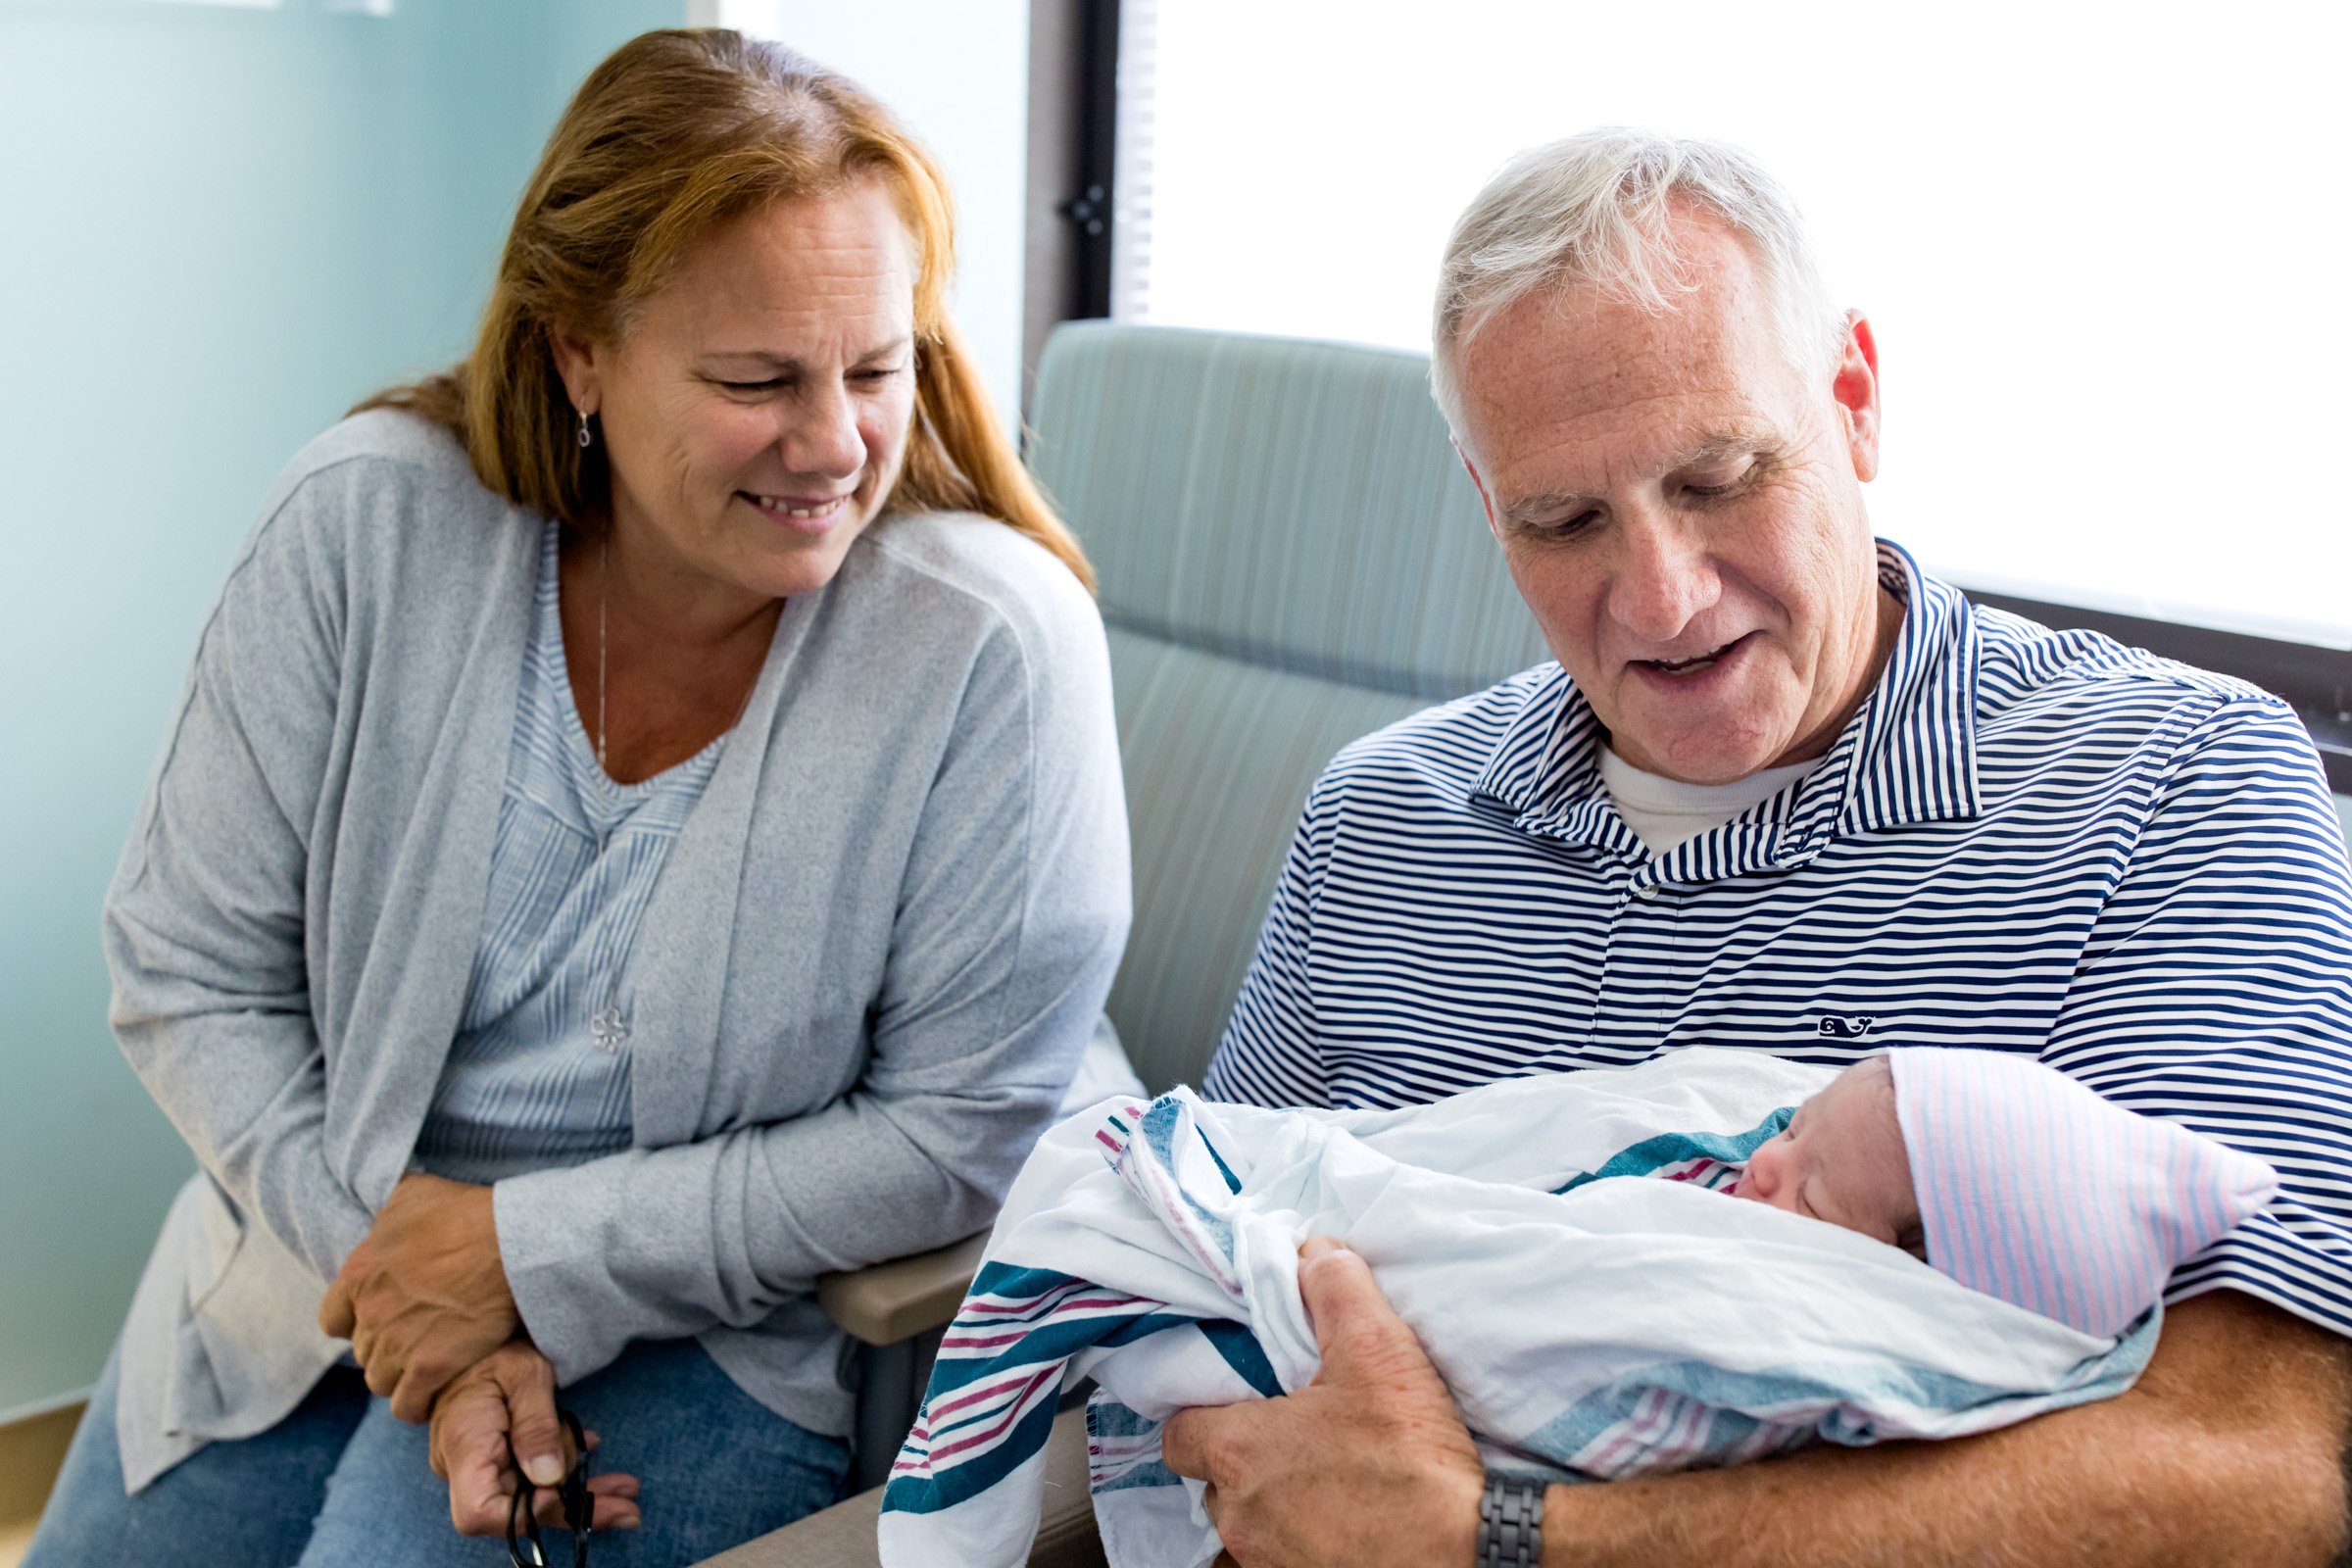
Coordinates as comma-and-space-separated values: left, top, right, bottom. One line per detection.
1453, 211, 1888, 784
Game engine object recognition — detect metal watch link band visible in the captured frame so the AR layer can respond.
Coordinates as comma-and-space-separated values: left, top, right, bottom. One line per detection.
1477, 1470, 1545, 1568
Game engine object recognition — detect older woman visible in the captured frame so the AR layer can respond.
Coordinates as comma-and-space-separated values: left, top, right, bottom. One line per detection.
25, 29, 1128, 1567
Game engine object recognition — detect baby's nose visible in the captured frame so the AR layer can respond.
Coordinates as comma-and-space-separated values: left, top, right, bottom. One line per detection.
1736, 1143, 1786, 1202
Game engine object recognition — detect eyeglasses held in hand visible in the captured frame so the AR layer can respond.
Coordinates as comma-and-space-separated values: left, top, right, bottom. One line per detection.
507, 1408, 592, 1568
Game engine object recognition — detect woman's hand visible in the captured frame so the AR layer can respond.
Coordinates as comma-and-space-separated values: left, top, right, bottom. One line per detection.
430, 1341, 642, 1537
320, 1171, 522, 1421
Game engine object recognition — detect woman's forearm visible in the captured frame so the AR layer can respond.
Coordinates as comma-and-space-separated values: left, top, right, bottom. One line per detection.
488, 1080, 1056, 1382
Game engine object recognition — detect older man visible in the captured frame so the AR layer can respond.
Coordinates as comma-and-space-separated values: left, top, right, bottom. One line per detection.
1161, 130, 2352, 1566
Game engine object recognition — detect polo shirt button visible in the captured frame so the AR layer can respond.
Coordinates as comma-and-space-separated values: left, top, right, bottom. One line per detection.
1633, 884, 1659, 902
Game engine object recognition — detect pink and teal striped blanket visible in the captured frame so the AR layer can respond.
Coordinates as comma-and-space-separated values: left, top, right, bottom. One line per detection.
879, 1050, 2195, 1568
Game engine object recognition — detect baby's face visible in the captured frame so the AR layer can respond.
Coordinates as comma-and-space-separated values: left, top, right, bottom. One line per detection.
1730, 1057, 1922, 1250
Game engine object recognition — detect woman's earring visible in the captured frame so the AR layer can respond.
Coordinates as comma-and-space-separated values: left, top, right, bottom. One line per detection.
576, 409, 594, 450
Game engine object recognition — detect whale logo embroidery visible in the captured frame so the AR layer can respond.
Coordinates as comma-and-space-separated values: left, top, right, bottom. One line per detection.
1816, 1015, 1878, 1039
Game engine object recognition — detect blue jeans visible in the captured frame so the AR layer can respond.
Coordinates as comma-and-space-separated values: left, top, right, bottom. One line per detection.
25, 1337, 851, 1567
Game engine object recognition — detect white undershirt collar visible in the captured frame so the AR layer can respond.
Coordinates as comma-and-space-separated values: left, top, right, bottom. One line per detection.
1597, 745, 1823, 858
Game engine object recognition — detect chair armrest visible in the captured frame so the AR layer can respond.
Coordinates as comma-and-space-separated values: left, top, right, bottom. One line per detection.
694, 1403, 1106, 1568
817, 1232, 988, 1347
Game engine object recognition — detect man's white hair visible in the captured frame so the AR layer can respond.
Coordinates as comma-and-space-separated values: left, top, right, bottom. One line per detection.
1430, 127, 1848, 439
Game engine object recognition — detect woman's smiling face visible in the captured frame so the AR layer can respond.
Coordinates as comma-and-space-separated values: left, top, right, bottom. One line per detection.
556, 177, 919, 608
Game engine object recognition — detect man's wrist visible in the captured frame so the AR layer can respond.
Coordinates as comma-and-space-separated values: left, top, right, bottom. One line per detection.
1477, 1470, 1546, 1567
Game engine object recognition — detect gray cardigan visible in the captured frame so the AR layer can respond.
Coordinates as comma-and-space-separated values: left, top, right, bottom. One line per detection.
102, 412, 1130, 1491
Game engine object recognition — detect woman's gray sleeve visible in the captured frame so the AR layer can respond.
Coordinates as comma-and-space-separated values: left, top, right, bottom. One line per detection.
101, 478, 377, 1281
493, 575, 1133, 1380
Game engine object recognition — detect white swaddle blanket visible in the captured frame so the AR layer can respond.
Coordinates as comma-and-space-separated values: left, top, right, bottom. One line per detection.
878, 1050, 2160, 1568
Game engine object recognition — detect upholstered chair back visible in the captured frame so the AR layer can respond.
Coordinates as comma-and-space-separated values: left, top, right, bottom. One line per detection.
1028, 321, 1552, 1093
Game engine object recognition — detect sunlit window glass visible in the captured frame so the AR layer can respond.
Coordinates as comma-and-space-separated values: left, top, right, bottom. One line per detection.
1115, 1, 2352, 646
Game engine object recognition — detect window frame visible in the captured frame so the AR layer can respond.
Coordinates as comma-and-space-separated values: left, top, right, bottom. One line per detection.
1019, 0, 1120, 413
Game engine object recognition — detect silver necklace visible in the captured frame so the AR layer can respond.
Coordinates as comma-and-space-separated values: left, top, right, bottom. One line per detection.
588, 531, 631, 1054
596, 528, 612, 780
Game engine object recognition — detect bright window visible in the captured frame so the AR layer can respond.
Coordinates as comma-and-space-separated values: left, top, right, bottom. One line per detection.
1116, 2, 2352, 647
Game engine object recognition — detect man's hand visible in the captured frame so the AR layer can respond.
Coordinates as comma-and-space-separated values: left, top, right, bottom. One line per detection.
430, 1341, 642, 1537
1161, 1280, 2349, 1568
320, 1171, 522, 1421
1161, 1237, 1485, 1568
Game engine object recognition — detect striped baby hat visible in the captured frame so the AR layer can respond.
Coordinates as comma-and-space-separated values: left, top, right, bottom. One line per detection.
1886, 1048, 2279, 1340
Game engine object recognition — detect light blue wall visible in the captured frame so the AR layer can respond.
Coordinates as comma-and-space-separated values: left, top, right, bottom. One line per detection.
0, 0, 683, 1419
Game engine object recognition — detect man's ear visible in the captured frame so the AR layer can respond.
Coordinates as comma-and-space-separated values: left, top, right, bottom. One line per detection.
1832, 310, 1881, 483
1454, 437, 1505, 545
548, 322, 603, 417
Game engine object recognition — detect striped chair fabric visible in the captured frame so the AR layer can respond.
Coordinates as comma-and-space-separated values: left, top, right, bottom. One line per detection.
1027, 321, 1552, 1093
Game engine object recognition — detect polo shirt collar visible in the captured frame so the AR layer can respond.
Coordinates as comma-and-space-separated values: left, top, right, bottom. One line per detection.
1470, 539, 1983, 869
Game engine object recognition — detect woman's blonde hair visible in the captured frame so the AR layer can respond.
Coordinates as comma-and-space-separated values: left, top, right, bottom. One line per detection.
359, 28, 1092, 590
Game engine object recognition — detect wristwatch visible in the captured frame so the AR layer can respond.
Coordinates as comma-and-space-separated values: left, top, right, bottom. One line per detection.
1477, 1470, 1545, 1567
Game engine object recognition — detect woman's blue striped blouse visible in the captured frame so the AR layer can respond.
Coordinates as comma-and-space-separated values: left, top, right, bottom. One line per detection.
412, 520, 724, 1186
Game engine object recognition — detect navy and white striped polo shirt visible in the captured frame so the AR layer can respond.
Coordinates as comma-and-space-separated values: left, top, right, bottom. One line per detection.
1204, 541, 2352, 1338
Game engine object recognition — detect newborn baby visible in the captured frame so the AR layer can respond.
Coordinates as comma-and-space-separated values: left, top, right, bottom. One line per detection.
1731, 1054, 1923, 1249
884, 1047, 2283, 1567
1727, 1047, 2278, 1339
